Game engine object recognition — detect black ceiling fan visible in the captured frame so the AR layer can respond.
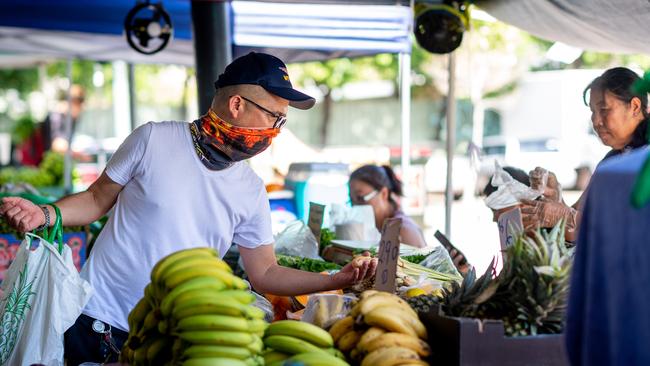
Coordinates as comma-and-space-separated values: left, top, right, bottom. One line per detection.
414, 1, 470, 54
124, 1, 173, 55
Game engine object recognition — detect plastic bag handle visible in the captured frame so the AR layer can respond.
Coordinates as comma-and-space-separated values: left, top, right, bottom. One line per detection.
41, 204, 64, 254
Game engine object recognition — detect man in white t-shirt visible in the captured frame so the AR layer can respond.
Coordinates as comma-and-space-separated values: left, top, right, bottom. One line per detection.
0, 52, 377, 365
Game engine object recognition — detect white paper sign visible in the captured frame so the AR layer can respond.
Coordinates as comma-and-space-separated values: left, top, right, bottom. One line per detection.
497, 207, 523, 250
375, 218, 402, 293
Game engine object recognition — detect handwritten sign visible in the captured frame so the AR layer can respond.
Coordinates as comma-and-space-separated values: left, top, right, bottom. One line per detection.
497, 207, 524, 251
375, 218, 402, 292
307, 202, 325, 242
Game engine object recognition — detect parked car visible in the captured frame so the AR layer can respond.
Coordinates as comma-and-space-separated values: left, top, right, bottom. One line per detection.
424, 151, 472, 199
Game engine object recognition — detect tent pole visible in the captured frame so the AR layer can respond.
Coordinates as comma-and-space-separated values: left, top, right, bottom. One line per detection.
128, 63, 137, 131
63, 58, 73, 194
399, 52, 411, 201
445, 52, 456, 238
191, 0, 232, 113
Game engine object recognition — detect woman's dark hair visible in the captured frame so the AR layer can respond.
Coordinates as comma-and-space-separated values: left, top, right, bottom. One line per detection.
483, 166, 529, 197
583, 67, 649, 119
350, 165, 403, 199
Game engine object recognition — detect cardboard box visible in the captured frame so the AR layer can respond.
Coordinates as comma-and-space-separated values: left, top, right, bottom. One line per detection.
421, 308, 568, 366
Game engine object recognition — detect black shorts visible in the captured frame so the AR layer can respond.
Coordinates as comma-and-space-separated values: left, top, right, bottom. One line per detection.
64, 314, 128, 366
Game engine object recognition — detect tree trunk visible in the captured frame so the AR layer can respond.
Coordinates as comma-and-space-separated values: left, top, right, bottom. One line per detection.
320, 88, 333, 147
433, 100, 447, 141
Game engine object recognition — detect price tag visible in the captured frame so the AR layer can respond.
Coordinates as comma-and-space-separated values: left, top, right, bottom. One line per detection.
375, 218, 402, 293
307, 202, 325, 242
497, 207, 524, 251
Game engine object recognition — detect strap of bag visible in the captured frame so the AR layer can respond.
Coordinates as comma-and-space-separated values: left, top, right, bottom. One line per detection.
42, 204, 64, 254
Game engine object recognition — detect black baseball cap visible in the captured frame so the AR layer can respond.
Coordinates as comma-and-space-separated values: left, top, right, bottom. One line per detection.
214, 52, 316, 110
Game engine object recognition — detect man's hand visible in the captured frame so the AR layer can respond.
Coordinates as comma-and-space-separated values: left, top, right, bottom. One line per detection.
520, 199, 577, 232
331, 252, 378, 288
0, 197, 46, 232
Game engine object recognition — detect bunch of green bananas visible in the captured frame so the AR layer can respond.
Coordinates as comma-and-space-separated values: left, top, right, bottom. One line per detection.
329, 290, 431, 366
119, 247, 268, 366
261, 320, 349, 366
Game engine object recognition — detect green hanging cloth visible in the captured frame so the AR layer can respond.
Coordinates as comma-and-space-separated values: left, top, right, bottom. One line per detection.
630, 71, 650, 209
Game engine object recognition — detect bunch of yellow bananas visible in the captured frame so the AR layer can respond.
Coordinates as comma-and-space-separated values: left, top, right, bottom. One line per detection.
329, 290, 431, 366
119, 247, 267, 366
261, 320, 349, 366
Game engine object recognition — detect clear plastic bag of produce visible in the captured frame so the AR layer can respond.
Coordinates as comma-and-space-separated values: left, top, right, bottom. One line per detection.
419, 246, 463, 278
397, 275, 444, 297
301, 294, 357, 329
274, 220, 321, 259
252, 291, 275, 323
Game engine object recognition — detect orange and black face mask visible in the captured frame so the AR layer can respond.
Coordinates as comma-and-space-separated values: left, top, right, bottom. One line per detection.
198, 109, 280, 162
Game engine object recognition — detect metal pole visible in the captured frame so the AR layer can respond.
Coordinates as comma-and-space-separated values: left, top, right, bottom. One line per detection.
128, 63, 137, 131
191, 0, 232, 113
445, 52, 456, 238
399, 52, 411, 195
63, 58, 73, 194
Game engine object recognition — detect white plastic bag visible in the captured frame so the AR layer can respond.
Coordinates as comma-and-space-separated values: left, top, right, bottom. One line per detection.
329, 204, 380, 242
0, 233, 93, 366
484, 162, 542, 210
274, 220, 321, 259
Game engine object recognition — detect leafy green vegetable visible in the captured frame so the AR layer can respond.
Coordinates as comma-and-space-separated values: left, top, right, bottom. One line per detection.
0, 151, 65, 187
400, 253, 433, 264
319, 228, 336, 255
352, 248, 377, 256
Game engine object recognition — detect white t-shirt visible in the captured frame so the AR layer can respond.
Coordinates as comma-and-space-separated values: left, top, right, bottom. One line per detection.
80, 121, 273, 331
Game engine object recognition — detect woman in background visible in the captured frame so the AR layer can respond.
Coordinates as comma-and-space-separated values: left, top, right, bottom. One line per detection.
348, 165, 427, 248
521, 67, 649, 242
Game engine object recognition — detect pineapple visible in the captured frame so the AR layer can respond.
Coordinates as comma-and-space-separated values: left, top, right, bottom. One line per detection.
437, 221, 573, 336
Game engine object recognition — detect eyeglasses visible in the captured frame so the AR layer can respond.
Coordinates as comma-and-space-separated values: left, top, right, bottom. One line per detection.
349, 190, 379, 205
239, 95, 287, 129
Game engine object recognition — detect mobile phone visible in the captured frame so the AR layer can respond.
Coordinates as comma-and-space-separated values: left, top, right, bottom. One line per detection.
434, 230, 468, 266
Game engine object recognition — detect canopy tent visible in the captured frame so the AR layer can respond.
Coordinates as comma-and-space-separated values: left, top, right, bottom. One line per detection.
0, 0, 411, 64
0, 0, 415, 198
476, 0, 650, 55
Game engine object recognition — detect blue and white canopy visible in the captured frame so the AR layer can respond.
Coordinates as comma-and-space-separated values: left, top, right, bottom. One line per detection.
0, 0, 412, 65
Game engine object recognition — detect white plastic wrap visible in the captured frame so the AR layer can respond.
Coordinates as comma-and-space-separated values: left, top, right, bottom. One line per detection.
484, 162, 542, 210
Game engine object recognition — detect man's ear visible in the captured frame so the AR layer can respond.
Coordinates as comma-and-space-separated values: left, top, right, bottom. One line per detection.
228, 95, 243, 119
